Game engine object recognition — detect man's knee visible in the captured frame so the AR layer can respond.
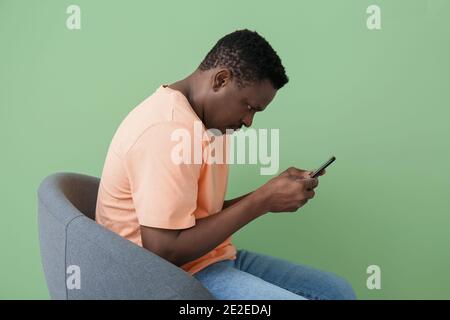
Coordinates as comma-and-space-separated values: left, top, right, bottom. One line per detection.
322, 272, 356, 300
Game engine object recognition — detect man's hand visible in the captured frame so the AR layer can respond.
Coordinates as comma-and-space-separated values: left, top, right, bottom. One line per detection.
140, 166, 325, 267
254, 166, 325, 213
281, 166, 326, 179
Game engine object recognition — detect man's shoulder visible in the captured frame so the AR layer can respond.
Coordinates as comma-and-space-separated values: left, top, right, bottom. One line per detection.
110, 86, 201, 157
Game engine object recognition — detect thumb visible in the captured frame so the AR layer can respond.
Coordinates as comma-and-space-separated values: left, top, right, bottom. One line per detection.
285, 167, 313, 179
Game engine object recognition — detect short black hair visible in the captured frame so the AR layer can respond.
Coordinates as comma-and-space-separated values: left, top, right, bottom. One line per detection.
198, 29, 289, 90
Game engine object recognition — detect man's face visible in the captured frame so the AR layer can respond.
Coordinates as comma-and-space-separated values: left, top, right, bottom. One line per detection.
202, 69, 277, 134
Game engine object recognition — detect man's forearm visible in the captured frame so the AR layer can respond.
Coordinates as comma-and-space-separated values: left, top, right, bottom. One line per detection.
169, 191, 266, 266
222, 192, 253, 209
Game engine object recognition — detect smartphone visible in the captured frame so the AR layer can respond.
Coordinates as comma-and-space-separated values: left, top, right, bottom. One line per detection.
310, 156, 336, 178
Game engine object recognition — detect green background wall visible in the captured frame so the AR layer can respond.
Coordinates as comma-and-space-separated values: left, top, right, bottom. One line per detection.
1, 0, 449, 299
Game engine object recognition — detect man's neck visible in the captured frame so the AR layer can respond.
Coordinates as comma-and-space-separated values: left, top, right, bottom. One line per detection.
168, 71, 206, 124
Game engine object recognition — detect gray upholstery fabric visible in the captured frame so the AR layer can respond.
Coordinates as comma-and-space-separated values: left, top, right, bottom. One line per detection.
37, 172, 215, 300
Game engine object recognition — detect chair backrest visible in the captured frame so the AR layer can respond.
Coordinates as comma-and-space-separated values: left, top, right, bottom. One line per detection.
37, 172, 215, 300
37, 172, 100, 299
40, 172, 99, 219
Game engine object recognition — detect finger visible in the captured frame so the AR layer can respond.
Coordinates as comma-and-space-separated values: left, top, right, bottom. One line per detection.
306, 190, 315, 199
286, 167, 305, 178
300, 170, 314, 179
287, 167, 313, 179
303, 178, 319, 190
308, 169, 326, 177
295, 199, 307, 209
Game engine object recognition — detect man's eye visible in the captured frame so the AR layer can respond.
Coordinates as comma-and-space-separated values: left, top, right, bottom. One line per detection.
247, 105, 253, 111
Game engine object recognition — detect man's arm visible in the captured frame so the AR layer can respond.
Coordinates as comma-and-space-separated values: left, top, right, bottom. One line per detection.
222, 192, 253, 210
140, 167, 320, 268
141, 191, 266, 267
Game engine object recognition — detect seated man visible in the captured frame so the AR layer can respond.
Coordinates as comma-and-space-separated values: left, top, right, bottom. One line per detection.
95, 29, 356, 300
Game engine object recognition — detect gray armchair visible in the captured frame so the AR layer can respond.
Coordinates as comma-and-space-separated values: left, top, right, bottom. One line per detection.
37, 172, 215, 300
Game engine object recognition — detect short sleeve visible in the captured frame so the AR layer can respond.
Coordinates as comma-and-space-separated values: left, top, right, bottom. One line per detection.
124, 122, 201, 229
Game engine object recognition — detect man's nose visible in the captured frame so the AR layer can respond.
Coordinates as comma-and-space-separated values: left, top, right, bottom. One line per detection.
242, 113, 254, 128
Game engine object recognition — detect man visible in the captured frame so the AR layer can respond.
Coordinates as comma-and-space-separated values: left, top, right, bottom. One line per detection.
96, 29, 356, 300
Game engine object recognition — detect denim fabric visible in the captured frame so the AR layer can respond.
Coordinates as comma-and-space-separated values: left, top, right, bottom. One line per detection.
194, 249, 356, 300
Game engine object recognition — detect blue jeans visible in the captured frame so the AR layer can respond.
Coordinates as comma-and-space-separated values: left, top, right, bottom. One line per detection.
193, 250, 356, 300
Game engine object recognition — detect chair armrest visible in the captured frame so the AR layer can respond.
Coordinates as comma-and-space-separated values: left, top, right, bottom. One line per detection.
65, 216, 215, 300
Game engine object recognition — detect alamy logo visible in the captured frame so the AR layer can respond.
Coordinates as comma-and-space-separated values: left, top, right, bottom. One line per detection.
367, 5, 381, 30
66, 5, 81, 30
66, 265, 81, 290
170, 121, 279, 175
366, 265, 381, 290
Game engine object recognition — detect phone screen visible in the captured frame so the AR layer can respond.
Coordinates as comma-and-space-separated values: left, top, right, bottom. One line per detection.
310, 156, 336, 178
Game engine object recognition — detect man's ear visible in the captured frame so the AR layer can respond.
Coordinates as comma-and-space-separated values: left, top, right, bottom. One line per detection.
212, 69, 232, 92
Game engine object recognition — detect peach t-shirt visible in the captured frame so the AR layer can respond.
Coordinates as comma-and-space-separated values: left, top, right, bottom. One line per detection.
95, 84, 237, 275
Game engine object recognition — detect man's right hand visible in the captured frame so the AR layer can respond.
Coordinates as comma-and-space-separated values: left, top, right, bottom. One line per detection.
255, 167, 321, 213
